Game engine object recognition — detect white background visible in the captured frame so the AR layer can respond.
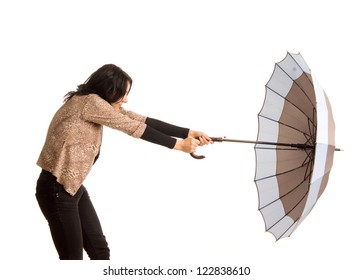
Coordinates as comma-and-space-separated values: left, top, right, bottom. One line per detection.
1, 0, 350, 279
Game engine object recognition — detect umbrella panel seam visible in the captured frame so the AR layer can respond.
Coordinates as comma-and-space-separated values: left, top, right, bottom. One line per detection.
258, 115, 315, 147
263, 85, 317, 135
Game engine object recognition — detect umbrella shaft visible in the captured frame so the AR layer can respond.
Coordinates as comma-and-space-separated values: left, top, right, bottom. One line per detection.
210, 137, 314, 149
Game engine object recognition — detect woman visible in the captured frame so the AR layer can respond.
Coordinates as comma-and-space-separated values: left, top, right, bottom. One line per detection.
36, 64, 212, 260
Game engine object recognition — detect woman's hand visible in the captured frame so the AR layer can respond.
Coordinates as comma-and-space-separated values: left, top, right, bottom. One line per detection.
173, 130, 213, 153
188, 130, 213, 146
174, 137, 200, 153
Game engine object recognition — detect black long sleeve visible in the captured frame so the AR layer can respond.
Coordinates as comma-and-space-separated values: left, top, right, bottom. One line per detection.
145, 117, 189, 139
140, 118, 190, 149
140, 125, 177, 149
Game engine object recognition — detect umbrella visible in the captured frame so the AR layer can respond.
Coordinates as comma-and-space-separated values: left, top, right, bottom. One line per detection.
192, 52, 341, 240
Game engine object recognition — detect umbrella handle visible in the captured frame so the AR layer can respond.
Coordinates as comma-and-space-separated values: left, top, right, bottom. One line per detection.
190, 152, 206, 160
189, 137, 224, 159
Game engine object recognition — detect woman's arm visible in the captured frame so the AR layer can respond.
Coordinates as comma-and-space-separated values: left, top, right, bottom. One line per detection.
83, 94, 212, 152
145, 117, 189, 139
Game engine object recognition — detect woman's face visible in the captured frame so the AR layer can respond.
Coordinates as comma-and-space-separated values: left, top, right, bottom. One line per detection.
112, 95, 128, 109
111, 82, 130, 109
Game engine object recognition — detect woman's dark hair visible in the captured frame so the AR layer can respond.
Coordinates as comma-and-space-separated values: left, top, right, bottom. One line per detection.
64, 64, 133, 103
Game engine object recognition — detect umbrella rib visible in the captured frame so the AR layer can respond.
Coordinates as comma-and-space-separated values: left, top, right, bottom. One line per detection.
264, 85, 317, 133
255, 146, 302, 151
267, 186, 311, 236
258, 133, 315, 238
261, 176, 311, 212
255, 159, 311, 183
255, 155, 313, 218
275, 222, 296, 240
307, 107, 317, 145
278, 53, 316, 108
302, 150, 314, 181
287, 52, 316, 107
258, 114, 313, 141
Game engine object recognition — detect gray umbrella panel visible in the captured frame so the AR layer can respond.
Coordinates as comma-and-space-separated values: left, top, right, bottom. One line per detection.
255, 52, 336, 240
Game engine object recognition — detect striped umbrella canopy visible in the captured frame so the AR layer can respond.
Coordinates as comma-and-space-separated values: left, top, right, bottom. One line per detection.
190, 52, 340, 240
255, 52, 339, 240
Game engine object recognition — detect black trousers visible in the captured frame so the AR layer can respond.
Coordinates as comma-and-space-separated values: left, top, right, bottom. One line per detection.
35, 170, 110, 260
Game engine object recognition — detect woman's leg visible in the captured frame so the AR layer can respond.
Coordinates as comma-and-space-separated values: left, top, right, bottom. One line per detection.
78, 187, 110, 260
36, 170, 84, 260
